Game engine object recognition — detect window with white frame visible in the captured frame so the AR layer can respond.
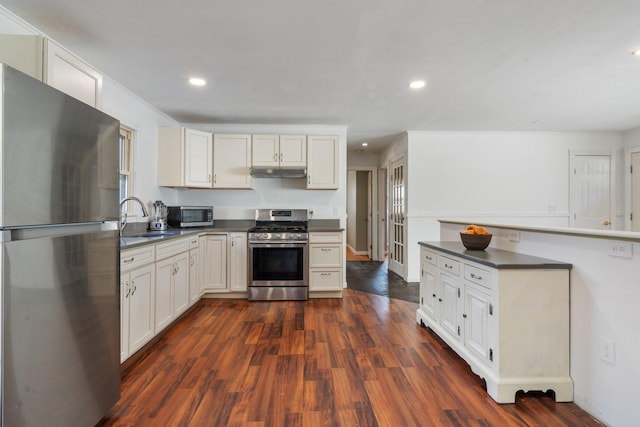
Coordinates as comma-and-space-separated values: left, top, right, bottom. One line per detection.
119, 127, 133, 211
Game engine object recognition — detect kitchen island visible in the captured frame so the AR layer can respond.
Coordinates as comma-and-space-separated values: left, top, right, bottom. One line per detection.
437, 220, 640, 425
417, 241, 572, 404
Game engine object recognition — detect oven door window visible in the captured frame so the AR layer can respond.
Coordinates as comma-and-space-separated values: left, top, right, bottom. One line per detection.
252, 246, 304, 281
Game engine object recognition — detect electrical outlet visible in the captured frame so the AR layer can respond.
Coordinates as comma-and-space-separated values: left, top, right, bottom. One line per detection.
508, 231, 520, 242
608, 241, 633, 259
600, 338, 616, 365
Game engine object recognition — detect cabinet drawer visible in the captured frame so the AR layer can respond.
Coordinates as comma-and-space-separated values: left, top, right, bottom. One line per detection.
156, 237, 190, 260
310, 244, 342, 267
188, 235, 200, 249
464, 264, 492, 289
310, 269, 342, 291
309, 232, 342, 244
422, 248, 438, 266
439, 255, 460, 276
121, 245, 155, 271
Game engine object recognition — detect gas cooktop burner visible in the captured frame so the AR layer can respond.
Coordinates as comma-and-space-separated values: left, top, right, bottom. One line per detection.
249, 224, 307, 233
249, 209, 309, 241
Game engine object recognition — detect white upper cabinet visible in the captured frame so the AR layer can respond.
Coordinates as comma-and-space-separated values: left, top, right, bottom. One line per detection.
44, 40, 103, 109
158, 127, 213, 188
307, 135, 339, 189
252, 134, 280, 167
252, 134, 306, 168
0, 35, 102, 109
213, 134, 253, 189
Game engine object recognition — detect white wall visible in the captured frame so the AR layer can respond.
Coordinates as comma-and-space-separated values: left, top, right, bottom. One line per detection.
401, 131, 623, 282
440, 222, 640, 427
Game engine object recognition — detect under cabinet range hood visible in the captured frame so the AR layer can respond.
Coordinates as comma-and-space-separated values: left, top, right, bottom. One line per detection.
250, 167, 307, 178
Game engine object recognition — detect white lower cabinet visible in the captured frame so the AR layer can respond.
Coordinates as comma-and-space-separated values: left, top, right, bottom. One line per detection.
309, 232, 343, 293
120, 245, 156, 363
200, 232, 248, 294
416, 243, 573, 404
155, 238, 190, 333
228, 232, 248, 292
189, 236, 200, 305
200, 234, 228, 292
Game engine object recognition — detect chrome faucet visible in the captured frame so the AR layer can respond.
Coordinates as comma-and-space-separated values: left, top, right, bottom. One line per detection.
119, 196, 149, 235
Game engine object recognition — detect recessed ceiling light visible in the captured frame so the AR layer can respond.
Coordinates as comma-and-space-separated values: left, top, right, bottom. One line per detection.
632, 49, 640, 56
362, 142, 368, 147
188, 77, 206, 86
409, 80, 426, 89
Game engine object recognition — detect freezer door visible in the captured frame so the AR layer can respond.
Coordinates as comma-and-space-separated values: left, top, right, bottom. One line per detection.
1, 223, 121, 426
1, 65, 120, 227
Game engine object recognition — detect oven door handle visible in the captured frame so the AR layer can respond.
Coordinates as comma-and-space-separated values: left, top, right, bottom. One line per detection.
249, 241, 308, 246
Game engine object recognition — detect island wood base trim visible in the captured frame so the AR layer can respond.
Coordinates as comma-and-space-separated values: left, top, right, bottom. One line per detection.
417, 307, 574, 404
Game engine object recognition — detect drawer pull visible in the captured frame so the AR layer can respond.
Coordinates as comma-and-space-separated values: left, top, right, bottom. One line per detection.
470, 273, 483, 280
123, 256, 135, 263
321, 272, 331, 276
425, 255, 432, 260
321, 248, 331, 252
445, 263, 453, 269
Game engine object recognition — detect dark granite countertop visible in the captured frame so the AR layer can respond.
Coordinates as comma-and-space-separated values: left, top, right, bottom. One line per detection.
120, 220, 254, 249
121, 219, 342, 249
418, 241, 572, 270
308, 219, 343, 232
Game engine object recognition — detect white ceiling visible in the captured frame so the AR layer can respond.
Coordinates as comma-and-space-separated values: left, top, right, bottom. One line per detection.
3, 0, 640, 152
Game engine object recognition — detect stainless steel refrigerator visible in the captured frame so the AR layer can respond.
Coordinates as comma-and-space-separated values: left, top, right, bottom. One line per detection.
0, 64, 121, 426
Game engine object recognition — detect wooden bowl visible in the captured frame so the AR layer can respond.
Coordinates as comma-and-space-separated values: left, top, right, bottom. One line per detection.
460, 232, 492, 250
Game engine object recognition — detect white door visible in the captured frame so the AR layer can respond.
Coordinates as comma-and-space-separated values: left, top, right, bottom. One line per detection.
632, 152, 640, 231
389, 158, 405, 276
571, 155, 611, 229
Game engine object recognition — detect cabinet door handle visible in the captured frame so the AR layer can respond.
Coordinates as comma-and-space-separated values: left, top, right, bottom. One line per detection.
280, 152, 283, 162
308, 175, 311, 184
432, 294, 436, 298
125, 281, 130, 298
438, 298, 442, 302
462, 313, 467, 318
131, 280, 137, 295
274, 152, 278, 161
123, 256, 135, 264
208, 174, 211, 183
190, 256, 195, 267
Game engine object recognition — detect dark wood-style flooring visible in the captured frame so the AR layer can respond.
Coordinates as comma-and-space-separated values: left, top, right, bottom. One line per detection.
346, 259, 419, 303
99, 289, 602, 426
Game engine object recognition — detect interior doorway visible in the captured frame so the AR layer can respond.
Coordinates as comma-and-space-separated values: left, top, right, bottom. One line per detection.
388, 157, 406, 277
632, 152, 640, 231
570, 151, 612, 229
346, 166, 378, 261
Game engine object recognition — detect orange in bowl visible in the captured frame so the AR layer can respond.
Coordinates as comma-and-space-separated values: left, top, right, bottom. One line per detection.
460, 225, 492, 250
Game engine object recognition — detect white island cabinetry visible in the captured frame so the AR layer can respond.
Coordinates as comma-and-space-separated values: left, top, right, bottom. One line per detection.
417, 242, 573, 404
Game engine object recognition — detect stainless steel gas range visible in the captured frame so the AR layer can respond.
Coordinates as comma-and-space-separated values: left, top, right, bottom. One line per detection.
247, 209, 309, 301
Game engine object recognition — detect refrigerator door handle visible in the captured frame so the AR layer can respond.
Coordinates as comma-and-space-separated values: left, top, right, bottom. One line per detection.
2, 221, 118, 242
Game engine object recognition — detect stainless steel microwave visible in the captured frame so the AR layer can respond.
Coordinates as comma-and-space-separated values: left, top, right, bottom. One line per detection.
167, 206, 213, 227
